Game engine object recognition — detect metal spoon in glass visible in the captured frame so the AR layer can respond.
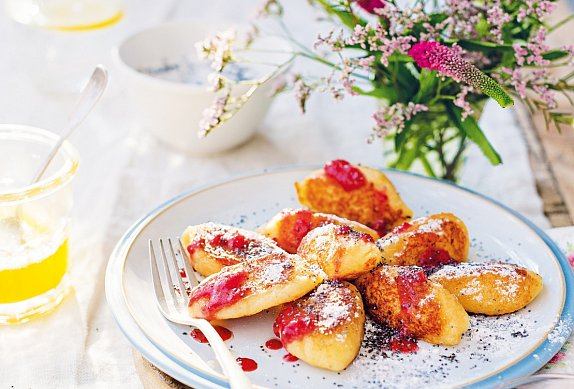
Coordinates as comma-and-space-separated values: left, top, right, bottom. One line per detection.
31, 65, 108, 183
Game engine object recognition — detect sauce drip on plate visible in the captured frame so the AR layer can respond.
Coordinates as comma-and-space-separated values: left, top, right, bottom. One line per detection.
189, 325, 233, 343
236, 357, 258, 372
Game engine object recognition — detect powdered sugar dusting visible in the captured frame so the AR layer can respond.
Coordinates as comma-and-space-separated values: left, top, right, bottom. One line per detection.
344, 310, 544, 388
310, 281, 361, 337
459, 279, 483, 301
547, 314, 574, 345
416, 217, 445, 235
259, 261, 289, 284
434, 262, 525, 280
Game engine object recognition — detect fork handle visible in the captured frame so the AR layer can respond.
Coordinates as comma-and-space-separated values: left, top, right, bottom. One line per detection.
190, 319, 254, 389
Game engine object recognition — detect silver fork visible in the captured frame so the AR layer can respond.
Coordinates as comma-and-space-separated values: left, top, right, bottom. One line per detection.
149, 238, 253, 389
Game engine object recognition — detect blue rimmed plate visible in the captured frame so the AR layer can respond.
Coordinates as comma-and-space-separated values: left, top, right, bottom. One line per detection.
105, 167, 574, 388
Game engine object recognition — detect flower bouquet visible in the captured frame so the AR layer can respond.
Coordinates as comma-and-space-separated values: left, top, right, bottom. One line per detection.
197, 0, 574, 181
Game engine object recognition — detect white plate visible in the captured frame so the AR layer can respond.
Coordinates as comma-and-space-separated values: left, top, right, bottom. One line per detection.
105, 167, 574, 389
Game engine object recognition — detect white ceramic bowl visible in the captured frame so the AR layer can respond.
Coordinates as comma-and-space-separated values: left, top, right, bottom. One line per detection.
113, 21, 292, 154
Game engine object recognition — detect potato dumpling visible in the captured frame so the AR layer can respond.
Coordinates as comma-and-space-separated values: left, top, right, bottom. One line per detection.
188, 252, 324, 320
258, 208, 380, 254
274, 280, 365, 371
297, 224, 382, 280
429, 262, 543, 315
355, 265, 469, 346
377, 213, 469, 268
181, 222, 282, 277
295, 160, 412, 235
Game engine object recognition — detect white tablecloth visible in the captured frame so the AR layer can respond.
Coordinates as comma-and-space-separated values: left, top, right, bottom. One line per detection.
0, 0, 551, 387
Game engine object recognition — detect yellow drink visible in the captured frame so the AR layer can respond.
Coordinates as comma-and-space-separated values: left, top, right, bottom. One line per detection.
0, 240, 68, 304
4, 0, 123, 31
0, 125, 79, 324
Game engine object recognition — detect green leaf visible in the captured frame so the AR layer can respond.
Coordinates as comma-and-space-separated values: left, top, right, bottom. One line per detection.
352, 85, 397, 100
413, 69, 438, 103
394, 121, 411, 151
311, 0, 365, 30
392, 141, 419, 170
445, 102, 502, 165
543, 50, 570, 61
388, 53, 415, 63
449, 39, 514, 54
392, 62, 418, 98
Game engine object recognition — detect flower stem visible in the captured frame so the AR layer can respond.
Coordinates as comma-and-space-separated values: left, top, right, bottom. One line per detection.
295, 51, 372, 81
445, 134, 467, 182
549, 15, 574, 32
419, 154, 438, 178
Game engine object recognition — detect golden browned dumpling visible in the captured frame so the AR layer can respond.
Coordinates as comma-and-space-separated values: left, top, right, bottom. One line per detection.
181, 223, 282, 277
274, 280, 365, 371
297, 224, 382, 280
295, 160, 412, 235
355, 265, 469, 346
258, 208, 380, 254
188, 252, 324, 320
377, 213, 469, 268
429, 262, 543, 315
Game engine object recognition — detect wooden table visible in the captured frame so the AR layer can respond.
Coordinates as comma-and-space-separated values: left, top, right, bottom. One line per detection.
521, 0, 574, 228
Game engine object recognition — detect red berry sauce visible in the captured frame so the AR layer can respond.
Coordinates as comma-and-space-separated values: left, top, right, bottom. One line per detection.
273, 305, 316, 345
335, 225, 374, 243
265, 338, 283, 350
236, 357, 258, 372
371, 220, 388, 236
189, 326, 233, 343
276, 209, 315, 253
282, 353, 299, 362
187, 239, 205, 256
189, 328, 209, 343
390, 335, 419, 353
366, 322, 419, 354
188, 271, 249, 319
392, 222, 412, 234
396, 267, 429, 317
214, 325, 233, 341
419, 247, 455, 273
210, 233, 248, 251
187, 232, 250, 257
324, 160, 366, 191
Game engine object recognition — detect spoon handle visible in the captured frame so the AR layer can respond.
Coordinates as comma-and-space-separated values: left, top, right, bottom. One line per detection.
32, 65, 108, 183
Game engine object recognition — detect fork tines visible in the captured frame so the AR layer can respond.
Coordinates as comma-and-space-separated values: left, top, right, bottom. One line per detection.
149, 238, 198, 308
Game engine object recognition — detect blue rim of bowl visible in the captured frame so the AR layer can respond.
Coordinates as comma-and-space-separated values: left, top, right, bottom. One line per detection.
105, 166, 574, 389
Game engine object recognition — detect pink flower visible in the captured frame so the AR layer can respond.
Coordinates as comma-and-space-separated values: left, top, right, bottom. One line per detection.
501, 67, 527, 99
354, 0, 385, 14
513, 44, 528, 66
374, 36, 416, 66
356, 55, 376, 70
199, 93, 230, 136
518, 0, 557, 21
533, 84, 557, 109
371, 102, 428, 139
347, 24, 369, 49
340, 59, 358, 96
487, 4, 511, 42
531, 30, 551, 65
408, 41, 514, 108
568, 252, 574, 268
454, 86, 474, 121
